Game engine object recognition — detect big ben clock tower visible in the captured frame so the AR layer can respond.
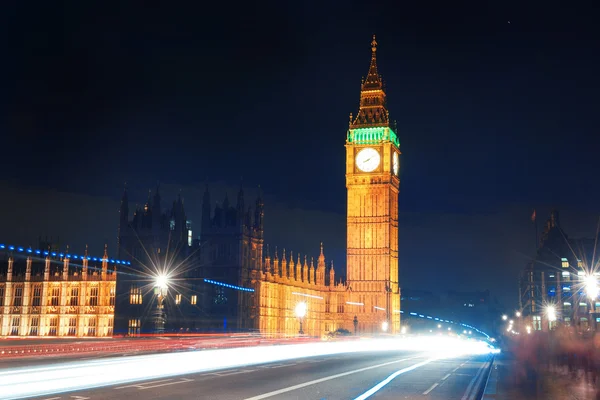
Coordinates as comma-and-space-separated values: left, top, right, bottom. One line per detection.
345, 35, 401, 334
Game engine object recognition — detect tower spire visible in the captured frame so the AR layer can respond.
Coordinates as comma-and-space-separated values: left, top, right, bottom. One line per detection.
350, 34, 390, 129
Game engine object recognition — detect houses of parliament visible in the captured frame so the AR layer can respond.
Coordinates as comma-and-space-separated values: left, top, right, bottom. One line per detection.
0, 36, 402, 337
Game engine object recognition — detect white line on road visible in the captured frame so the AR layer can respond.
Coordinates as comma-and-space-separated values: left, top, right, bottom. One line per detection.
243, 356, 421, 400
461, 361, 489, 400
70, 396, 91, 399
423, 382, 439, 395
138, 378, 193, 390
115, 378, 173, 389
210, 369, 256, 377
41, 398, 61, 400
442, 373, 451, 380
353, 359, 435, 400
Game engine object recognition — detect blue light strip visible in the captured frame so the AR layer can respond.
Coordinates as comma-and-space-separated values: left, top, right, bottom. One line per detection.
203, 278, 254, 292
403, 309, 491, 339
0, 243, 131, 265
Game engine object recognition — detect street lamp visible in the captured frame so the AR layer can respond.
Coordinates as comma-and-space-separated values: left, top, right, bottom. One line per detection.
381, 321, 389, 332
585, 274, 598, 330
295, 302, 307, 335
154, 274, 169, 335
502, 315, 508, 321
515, 311, 521, 317
547, 305, 557, 323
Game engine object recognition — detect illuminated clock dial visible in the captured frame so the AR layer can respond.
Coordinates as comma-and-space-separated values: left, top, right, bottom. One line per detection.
393, 152, 399, 176
355, 148, 381, 173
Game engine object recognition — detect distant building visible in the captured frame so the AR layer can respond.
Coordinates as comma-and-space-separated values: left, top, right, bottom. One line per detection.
0, 243, 117, 337
519, 210, 598, 331
114, 185, 202, 336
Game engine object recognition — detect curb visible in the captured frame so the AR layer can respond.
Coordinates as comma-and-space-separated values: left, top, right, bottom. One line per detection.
479, 355, 496, 399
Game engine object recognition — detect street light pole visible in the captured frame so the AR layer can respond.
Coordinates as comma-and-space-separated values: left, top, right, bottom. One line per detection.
295, 302, 307, 336
154, 274, 169, 335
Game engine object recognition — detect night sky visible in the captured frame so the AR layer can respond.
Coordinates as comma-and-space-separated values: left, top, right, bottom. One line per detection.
2, 1, 600, 307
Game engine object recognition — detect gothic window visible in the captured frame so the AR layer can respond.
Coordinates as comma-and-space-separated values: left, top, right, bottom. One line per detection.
213, 287, 227, 305
32, 285, 42, 307
175, 294, 182, 305
10, 317, 20, 336
88, 318, 97, 336
191, 295, 197, 305
29, 317, 39, 336
13, 287, 23, 307
89, 287, 99, 306
68, 317, 77, 336
50, 287, 60, 306
49, 317, 58, 336
70, 287, 79, 306
0, 286, 4, 306
128, 319, 140, 336
129, 285, 142, 305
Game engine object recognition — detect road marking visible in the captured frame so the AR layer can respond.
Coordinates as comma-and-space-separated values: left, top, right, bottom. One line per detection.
461, 361, 489, 400
442, 373, 451, 380
243, 356, 421, 400
138, 378, 193, 389
353, 359, 435, 400
210, 369, 256, 377
115, 378, 174, 389
71, 396, 91, 399
423, 382, 439, 395
41, 398, 61, 400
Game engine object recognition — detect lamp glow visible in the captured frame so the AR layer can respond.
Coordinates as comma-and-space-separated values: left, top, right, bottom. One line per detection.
295, 302, 307, 319
585, 275, 599, 299
381, 321, 389, 332
155, 274, 169, 290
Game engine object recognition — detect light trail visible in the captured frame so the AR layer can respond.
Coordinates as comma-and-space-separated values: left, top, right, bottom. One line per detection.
0, 336, 498, 399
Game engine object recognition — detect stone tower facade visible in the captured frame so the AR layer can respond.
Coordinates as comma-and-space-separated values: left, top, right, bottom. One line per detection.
345, 35, 401, 334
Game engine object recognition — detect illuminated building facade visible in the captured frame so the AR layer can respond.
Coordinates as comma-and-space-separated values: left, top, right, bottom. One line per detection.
0, 244, 118, 337
519, 210, 599, 331
344, 35, 402, 333
115, 36, 403, 337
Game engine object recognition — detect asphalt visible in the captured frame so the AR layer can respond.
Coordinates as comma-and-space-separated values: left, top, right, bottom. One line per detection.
14, 350, 493, 400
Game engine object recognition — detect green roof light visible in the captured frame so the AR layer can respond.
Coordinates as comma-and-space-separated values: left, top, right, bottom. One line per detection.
347, 127, 400, 147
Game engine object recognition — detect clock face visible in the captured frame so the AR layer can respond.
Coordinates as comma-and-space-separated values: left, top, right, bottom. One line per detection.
355, 148, 381, 173
393, 152, 399, 176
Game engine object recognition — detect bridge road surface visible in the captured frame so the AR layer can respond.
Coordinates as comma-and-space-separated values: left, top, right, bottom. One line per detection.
17, 350, 492, 400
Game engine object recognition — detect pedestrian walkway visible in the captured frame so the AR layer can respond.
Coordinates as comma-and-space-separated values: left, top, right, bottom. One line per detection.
485, 352, 599, 400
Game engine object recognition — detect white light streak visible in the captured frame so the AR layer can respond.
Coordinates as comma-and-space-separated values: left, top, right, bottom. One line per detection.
0, 336, 498, 399
291, 292, 323, 300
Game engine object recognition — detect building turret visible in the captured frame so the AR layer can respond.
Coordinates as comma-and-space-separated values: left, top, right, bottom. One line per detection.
44, 255, 50, 280
201, 185, 212, 234
102, 244, 108, 279
273, 246, 279, 277
329, 261, 335, 287
317, 242, 326, 286
62, 252, 69, 280
303, 255, 309, 283
282, 248, 289, 278
309, 257, 315, 284
264, 244, 271, 274
254, 188, 264, 238
82, 244, 89, 280
289, 251, 295, 281
7, 256, 13, 281
26, 256, 32, 281
294, 253, 300, 281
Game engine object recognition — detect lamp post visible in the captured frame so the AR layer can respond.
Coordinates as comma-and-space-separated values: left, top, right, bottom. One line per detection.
585, 274, 598, 331
154, 274, 169, 335
353, 315, 358, 336
295, 302, 307, 335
